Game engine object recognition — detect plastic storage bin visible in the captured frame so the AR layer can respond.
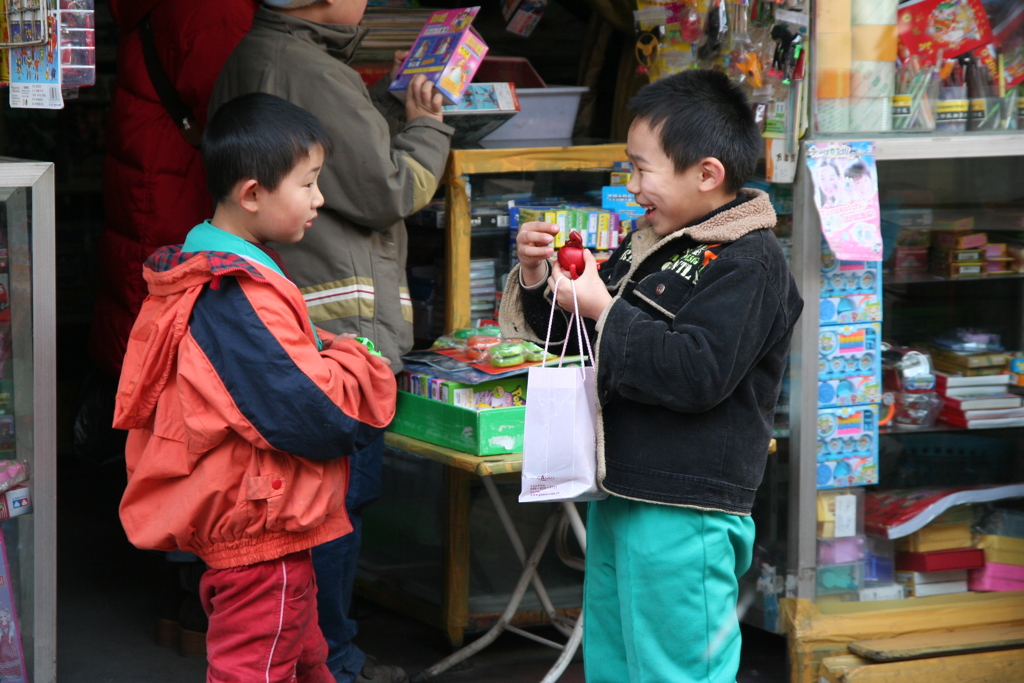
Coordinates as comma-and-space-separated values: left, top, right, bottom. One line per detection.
474, 56, 588, 142
864, 536, 895, 585
818, 536, 867, 565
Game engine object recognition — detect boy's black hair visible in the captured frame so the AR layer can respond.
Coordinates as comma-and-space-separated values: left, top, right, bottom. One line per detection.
203, 92, 333, 204
844, 161, 871, 179
628, 70, 762, 193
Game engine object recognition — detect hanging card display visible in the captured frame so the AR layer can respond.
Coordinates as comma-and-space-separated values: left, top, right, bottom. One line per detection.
806, 141, 883, 261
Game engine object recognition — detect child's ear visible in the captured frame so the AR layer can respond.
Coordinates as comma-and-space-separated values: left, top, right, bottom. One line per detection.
237, 179, 261, 214
698, 158, 727, 193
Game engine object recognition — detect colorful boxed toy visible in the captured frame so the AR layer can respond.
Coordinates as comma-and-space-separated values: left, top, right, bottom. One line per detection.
931, 230, 987, 250
389, 7, 488, 105
890, 246, 928, 271
817, 405, 879, 489
820, 241, 883, 325
818, 323, 882, 408
928, 260, 984, 278
931, 246, 985, 262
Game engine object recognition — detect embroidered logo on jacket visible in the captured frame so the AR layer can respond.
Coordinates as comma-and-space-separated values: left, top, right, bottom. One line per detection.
660, 244, 721, 284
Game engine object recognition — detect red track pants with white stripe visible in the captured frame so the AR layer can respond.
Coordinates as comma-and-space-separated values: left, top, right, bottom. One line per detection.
200, 550, 333, 683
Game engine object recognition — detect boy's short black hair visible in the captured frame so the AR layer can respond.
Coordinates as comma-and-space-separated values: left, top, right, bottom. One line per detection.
628, 70, 762, 193
844, 161, 871, 179
203, 92, 333, 204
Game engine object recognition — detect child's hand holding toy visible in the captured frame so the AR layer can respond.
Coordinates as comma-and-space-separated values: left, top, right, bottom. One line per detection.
549, 247, 611, 321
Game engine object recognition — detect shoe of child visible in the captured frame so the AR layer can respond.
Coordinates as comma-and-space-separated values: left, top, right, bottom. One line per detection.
355, 656, 409, 683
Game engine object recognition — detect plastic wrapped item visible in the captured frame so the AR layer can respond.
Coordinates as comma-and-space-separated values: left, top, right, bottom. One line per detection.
430, 335, 463, 351
488, 341, 525, 368
452, 325, 501, 340
697, 0, 728, 61
881, 345, 936, 393
976, 508, 1024, 539
891, 391, 943, 428
931, 328, 1003, 353
0, 461, 28, 494
465, 335, 501, 361
59, 0, 96, 88
521, 340, 556, 363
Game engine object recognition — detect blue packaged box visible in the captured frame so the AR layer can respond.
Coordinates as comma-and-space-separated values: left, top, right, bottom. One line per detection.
601, 187, 645, 218
816, 405, 879, 489
818, 323, 882, 408
820, 241, 883, 325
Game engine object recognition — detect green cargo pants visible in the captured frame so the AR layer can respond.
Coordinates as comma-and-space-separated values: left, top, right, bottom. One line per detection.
583, 495, 755, 683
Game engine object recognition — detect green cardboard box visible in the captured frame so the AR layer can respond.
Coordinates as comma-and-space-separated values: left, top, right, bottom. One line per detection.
389, 391, 525, 455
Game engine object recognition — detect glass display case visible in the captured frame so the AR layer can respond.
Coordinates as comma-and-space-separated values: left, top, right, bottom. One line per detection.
777, 134, 1024, 683
0, 159, 57, 682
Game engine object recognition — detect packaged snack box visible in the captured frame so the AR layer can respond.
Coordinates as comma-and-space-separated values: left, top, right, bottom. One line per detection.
389, 7, 488, 105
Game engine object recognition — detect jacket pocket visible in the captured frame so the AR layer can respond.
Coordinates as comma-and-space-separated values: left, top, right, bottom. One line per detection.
632, 271, 693, 323
247, 451, 345, 534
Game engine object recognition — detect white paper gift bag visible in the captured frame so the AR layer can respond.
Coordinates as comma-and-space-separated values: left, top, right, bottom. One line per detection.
520, 277, 606, 503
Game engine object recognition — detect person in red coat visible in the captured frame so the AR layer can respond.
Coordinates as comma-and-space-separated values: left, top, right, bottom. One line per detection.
79, 0, 259, 656
89, 0, 259, 379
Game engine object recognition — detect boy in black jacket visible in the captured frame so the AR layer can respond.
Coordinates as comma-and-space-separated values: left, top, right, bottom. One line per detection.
500, 70, 803, 682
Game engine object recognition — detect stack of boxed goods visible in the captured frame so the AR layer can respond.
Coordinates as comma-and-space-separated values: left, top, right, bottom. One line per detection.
928, 330, 1024, 428
399, 372, 526, 410
507, 165, 644, 270
883, 208, 932, 276
969, 508, 1024, 592
936, 371, 1024, 429
929, 343, 1008, 378
983, 242, 1015, 275
884, 211, 1023, 280
894, 507, 978, 597
391, 326, 562, 455
928, 217, 987, 278
817, 489, 900, 601
816, 241, 882, 490
516, 206, 625, 252
864, 484, 1024, 601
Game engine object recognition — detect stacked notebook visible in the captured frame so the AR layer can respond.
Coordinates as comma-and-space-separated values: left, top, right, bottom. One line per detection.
936, 372, 1024, 428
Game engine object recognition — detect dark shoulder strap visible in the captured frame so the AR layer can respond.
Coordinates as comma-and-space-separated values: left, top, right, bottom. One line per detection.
138, 14, 202, 147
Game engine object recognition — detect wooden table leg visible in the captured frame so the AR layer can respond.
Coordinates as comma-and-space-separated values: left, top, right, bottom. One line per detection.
442, 466, 473, 648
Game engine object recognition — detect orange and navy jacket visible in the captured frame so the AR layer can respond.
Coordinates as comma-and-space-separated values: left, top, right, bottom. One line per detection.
115, 245, 396, 569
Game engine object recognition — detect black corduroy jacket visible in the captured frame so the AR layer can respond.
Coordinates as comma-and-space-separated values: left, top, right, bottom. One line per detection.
500, 190, 803, 514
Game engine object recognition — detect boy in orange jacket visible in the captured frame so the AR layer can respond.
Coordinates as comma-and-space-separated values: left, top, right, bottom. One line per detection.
115, 92, 396, 683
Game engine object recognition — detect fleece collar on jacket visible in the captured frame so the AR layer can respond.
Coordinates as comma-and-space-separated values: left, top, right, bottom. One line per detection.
253, 5, 367, 63
628, 188, 776, 264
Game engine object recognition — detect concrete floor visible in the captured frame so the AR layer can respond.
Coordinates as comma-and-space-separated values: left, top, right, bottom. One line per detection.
56, 455, 789, 682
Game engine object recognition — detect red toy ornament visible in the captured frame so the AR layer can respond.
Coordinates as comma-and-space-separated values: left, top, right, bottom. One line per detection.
557, 230, 586, 280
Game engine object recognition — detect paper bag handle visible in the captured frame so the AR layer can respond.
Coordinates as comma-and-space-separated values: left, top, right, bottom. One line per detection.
543, 276, 595, 368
